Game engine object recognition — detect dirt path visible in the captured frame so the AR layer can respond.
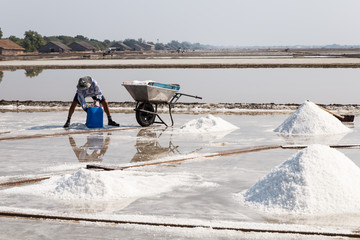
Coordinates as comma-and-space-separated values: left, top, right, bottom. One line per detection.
2, 57, 360, 70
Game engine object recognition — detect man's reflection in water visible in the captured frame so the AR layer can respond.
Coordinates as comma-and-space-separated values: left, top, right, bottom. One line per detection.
131, 128, 179, 162
68, 133, 111, 162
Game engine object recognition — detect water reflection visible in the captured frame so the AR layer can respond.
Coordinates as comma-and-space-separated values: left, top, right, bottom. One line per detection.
0, 71, 3, 83
24, 68, 43, 78
278, 132, 348, 146
68, 133, 110, 162
2, 68, 360, 103
131, 128, 180, 163
263, 213, 360, 229
62, 198, 137, 214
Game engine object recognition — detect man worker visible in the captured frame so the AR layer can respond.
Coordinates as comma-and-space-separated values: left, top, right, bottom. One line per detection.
63, 76, 120, 128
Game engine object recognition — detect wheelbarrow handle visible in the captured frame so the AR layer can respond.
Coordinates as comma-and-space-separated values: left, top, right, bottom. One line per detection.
177, 93, 202, 99
170, 93, 202, 104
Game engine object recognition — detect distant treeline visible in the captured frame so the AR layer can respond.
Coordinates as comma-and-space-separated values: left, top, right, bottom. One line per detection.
0, 28, 216, 52
44, 35, 216, 51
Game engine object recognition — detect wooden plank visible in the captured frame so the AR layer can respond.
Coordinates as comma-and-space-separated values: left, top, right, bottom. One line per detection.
282, 144, 360, 149
87, 145, 281, 171
87, 143, 360, 171
316, 103, 355, 122
0, 170, 79, 188
0, 211, 359, 238
0, 145, 280, 187
0, 125, 157, 142
317, 104, 345, 120
3, 144, 358, 187
0, 177, 50, 188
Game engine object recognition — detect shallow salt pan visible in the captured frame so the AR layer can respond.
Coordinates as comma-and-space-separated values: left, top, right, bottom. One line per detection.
239, 144, 360, 215
274, 101, 351, 135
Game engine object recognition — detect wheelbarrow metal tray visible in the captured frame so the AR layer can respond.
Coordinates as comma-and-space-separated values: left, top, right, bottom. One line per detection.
123, 82, 180, 103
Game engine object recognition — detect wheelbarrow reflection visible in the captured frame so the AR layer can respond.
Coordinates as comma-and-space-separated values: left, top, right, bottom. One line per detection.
68, 133, 111, 162
131, 128, 180, 163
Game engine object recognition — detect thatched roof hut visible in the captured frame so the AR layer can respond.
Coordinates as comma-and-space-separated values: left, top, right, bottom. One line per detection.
0, 39, 25, 55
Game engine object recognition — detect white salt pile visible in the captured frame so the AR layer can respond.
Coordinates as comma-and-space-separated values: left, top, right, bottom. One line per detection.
179, 114, 239, 133
50, 169, 196, 200
2, 169, 217, 201
240, 144, 360, 215
274, 101, 351, 135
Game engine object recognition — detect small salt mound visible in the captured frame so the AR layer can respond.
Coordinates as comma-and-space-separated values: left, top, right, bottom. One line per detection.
241, 144, 360, 215
274, 101, 351, 135
52, 169, 195, 200
131, 80, 154, 85
53, 169, 107, 199
179, 114, 239, 133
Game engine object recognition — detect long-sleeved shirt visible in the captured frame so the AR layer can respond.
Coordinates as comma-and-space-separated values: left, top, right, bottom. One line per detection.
76, 78, 103, 110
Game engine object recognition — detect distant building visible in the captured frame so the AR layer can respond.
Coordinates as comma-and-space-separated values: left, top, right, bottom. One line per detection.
122, 42, 145, 51
155, 43, 168, 50
69, 41, 97, 52
110, 42, 131, 51
38, 41, 71, 53
132, 43, 145, 51
139, 43, 155, 51
0, 39, 25, 55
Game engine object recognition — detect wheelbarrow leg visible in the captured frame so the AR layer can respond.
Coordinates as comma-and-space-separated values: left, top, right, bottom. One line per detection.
155, 114, 168, 127
153, 104, 170, 127
154, 103, 174, 127
168, 103, 174, 127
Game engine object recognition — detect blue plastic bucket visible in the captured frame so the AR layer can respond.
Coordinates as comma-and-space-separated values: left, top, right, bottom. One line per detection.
86, 107, 103, 128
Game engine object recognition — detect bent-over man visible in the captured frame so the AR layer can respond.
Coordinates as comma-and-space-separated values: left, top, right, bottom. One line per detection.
63, 76, 119, 128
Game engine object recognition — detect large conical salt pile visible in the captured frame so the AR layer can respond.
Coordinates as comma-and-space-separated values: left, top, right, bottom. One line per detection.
274, 101, 351, 135
241, 144, 360, 215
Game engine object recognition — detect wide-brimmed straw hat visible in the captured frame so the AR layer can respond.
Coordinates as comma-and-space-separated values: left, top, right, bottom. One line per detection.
77, 76, 92, 90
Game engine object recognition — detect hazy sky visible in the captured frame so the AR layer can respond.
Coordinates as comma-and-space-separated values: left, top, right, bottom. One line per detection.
1, 0, 360, 46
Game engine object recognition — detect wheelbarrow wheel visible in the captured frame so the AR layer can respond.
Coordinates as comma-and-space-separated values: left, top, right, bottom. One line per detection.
136, 103, 156, 127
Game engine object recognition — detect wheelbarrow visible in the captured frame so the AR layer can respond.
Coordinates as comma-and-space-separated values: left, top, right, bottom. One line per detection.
122, 81, 202, 127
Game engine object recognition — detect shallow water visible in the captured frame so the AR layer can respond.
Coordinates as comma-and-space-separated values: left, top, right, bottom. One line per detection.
1, 68, 360, 104
1, 111, 360, 239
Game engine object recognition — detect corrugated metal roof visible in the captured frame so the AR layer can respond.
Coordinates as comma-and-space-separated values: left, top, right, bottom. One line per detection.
111, 42, 131, 50
69, 41, 96, 50
47, 41, 71, 50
